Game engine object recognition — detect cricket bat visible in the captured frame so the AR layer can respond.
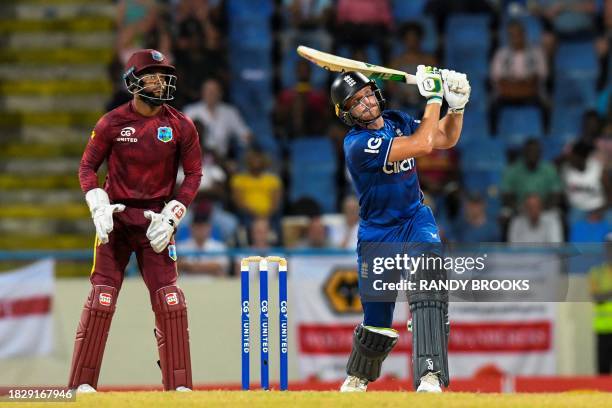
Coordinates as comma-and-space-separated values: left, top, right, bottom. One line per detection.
297, 45, 417, 85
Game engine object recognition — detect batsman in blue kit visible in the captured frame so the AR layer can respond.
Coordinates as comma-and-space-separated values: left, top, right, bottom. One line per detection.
331, 67, 470, 393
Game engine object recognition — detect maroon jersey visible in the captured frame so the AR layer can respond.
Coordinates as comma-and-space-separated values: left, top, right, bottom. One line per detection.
79, 101, 202, 207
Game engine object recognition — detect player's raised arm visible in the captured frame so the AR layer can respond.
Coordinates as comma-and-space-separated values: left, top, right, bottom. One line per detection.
387, 65, 443, 162
432, 70, 471, 149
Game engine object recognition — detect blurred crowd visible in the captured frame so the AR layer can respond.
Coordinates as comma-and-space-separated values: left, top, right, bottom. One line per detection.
105, 0, 612, 276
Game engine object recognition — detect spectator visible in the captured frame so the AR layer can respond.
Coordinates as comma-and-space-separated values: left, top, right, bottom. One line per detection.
588, 238, 612, 374
387, 22, 438, 114
281, 0, 333, 55
184, 78, 252, 159
297, 216, 329, 248
177, 212, 230, 277
451, 193, 501, 243
105, 56, 132, 111
580, 110, 603, 146
529, 0, 597, 40
173, 17, 228, 106
490, 20, 549, 133
231, 150, 283, 224
562, 141, 606, 214
508, 193, 563, 242
175, 120, 239, 245
329, 195, 359, 249
570, 208, 611, 242
248, 217, 274, 251
333, 0, 393, 64
417, 146, 460, 220
501, 138, 563, 211
593, 127, 612, 205
116, 0, 171, 65
425, 0, 496, 37
274, 60, 329, 141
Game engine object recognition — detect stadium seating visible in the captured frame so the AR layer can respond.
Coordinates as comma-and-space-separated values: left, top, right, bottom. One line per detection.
459, 107, 489, 143
445, 14, 490, 76
289, 137, 337, 213
392, 0, 428, 22
459, 138, 506, 196
498, 105, 544, 147
549, 105, 583, 144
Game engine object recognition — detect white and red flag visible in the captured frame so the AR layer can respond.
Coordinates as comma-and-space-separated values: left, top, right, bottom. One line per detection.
0, 259, 54, 358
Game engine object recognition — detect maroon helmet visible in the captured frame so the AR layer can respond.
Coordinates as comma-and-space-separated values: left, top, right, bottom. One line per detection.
123, 49, 177, 106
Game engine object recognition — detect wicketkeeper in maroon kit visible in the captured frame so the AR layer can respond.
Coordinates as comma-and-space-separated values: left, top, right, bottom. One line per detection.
68, 49, 202, 392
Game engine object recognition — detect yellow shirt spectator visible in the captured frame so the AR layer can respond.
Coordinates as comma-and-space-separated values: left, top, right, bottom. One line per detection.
231, 172, 282, 217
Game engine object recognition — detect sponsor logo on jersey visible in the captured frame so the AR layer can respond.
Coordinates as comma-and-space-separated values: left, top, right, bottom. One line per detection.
157, 126, 173, 143
165, 292, 179, 305
120, 127, 136, 137
114, 127, 138, 143
383, 157, 415, 174
364, 137, 382, 154
99, 293, 112, 306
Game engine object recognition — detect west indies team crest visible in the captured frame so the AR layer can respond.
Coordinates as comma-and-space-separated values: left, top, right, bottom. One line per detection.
157, 126, 173, 143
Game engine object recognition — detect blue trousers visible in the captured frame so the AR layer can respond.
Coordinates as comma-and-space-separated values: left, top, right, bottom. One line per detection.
357, 205, 441, 328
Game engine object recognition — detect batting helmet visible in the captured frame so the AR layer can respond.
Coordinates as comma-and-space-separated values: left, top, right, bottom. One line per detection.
123, 49, 177, 106
330, 71, 385, 126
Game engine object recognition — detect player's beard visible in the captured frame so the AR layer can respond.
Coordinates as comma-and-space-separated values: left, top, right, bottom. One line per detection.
136, 73, 176, 106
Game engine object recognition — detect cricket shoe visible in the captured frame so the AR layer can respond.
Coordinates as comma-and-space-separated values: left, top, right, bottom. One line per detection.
416, 372, 442, 393
340, 375, 368, 392
176, 386, 192, 392
76, 384, 96, 393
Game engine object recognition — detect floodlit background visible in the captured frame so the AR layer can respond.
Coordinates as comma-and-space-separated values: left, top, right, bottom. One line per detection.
0, 0, 611, 392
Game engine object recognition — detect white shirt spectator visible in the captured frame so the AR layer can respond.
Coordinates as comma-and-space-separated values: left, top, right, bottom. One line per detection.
491, 46, 548, 82
178, 237, 230, 276
177, 153, 226, 192
329, 223, 358, 250
183, 101, 251, 157
508, 211, 563, 243
563, 156, 606, 212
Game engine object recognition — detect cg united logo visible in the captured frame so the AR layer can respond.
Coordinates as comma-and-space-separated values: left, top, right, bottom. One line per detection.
157, 126, 173, 143
120, 127, 135, 136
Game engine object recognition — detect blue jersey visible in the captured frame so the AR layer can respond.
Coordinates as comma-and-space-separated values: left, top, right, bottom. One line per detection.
344, 110, 424, 227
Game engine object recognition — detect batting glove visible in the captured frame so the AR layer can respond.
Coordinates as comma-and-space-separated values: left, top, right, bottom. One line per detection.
85, 188, 125, 244
416, 65, 444, 105
144, 200, 186, 253
441, 69, 470, 114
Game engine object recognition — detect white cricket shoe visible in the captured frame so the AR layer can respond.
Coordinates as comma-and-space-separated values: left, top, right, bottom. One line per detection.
416, 372, 442, 393
340, 375, 368, 392
175, 386, 192, 392
76, 384, 96, 393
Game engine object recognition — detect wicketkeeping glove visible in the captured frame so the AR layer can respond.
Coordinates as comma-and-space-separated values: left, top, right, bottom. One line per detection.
85, 188, 125, 244
144, 200, 186, 253
441, 69, 470, 114
416, 65, 444, 105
